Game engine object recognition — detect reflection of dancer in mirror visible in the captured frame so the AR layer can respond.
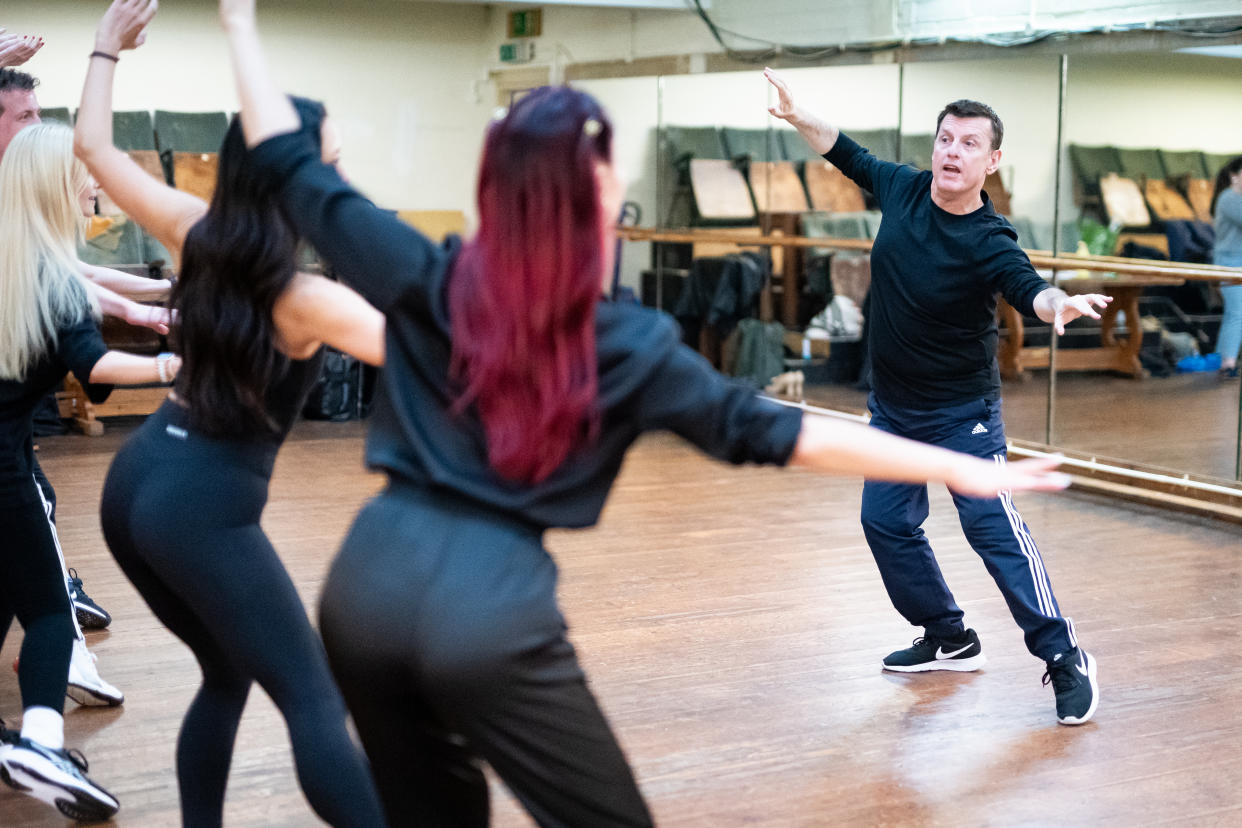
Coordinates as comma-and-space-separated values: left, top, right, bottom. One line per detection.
77, 1, 386, 825
224, 0, 1069, 822
1211, 156, 1242, 379
0, 123, 182, 823
767, 67, 1104, 725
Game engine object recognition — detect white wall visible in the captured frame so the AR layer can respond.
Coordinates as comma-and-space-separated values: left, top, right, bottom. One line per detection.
479, 0, 1241, 69
901, 56, 1064, 221
7, 0, 1239, 262
1065, 52, 1242, 154
3, 0, 493, 218
572, 75, 661, 291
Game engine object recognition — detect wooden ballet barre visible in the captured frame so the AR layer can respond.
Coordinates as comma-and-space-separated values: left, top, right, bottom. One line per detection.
619, 225, 1242, 380
617, 226, 1242, 283
617, 225, 872, 252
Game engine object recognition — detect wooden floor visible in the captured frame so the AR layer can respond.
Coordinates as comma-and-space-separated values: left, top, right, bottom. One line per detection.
4, 418, 1242, 826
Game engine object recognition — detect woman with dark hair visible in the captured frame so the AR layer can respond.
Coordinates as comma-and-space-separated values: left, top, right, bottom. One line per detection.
75, 2, 385, 825
1211, 155, 1242, 379
223, 1, 1066, 825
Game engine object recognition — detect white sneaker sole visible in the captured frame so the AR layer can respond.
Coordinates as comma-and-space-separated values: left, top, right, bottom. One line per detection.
883, 653, 988, 673
1057, 652, 1099, 726
0, 751, 119, 821
67, 682, 124, 707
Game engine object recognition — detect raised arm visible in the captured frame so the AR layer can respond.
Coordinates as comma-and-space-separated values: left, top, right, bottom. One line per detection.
764, 67, 839, 155
219, 0, 298, 147
0, 30, 44, 67
272, 272, 385, 366
220, 0, 445, 311
75, 0, 206, 258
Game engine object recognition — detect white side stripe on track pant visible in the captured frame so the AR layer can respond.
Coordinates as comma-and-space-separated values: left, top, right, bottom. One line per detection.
992, 454, 1058, 619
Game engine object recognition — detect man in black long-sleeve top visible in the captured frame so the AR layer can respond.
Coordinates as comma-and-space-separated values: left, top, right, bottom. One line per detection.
767, 68, 1107, 725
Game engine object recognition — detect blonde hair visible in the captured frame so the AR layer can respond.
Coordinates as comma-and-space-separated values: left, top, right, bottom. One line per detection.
0, 123, 98, 379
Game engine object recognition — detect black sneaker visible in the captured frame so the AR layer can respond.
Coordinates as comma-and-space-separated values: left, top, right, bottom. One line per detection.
882, 628, 986, 672
0, 719, 17, 746
67, 568, 112, 630
1043, 647, 1099, 725
0, 737, 119, 821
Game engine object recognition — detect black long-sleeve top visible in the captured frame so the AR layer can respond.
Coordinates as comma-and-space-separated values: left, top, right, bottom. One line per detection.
0, 316, 112, 505
248, 128, 802, 529
825, 132, 1048, 409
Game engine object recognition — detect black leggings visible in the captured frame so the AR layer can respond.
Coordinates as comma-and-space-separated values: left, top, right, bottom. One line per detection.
99, 404, 384, 828
319, 484, 653, 828
0, 479, 75, 715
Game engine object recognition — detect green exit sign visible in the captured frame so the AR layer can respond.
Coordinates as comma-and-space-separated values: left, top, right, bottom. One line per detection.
499, 41, 535, 63
508, 9, 542, 38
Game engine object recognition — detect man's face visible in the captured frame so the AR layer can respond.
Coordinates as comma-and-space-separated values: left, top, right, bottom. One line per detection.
0, 88, 41, 160
931, 114, 1000, 199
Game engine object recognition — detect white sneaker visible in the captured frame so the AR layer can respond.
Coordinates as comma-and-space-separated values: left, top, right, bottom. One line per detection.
0, 738, 120, 821
67, 639, 124, 707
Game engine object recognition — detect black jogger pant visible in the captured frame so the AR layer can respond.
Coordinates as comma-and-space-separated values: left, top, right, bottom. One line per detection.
319, 483, 653, 828
99, 404, 384, 828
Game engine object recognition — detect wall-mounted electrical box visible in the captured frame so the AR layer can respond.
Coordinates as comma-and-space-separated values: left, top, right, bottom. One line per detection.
508, 9, 542, 38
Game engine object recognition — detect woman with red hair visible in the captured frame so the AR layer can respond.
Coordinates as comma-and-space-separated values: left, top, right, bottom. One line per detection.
222, 2, 1067, 824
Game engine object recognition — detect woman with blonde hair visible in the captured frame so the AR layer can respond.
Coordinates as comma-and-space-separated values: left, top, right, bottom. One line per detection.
0, 122, 178, 822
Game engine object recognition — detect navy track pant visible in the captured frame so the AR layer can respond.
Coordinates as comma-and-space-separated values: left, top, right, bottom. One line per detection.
860, 394, 1076, 662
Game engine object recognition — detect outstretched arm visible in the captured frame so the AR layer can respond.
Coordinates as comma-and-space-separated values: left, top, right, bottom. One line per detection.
0, 30, 44, 67
75, 0, 206, 258
79, 261, 171, 301
790, 414, 1068, 498
1033, 287, 1112, 336
90, 350, 179, 385
764, 67, 839, 156
87, 281, 171, 335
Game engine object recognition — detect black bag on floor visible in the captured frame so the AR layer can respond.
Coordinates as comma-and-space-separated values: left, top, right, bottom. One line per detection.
302, 347, 362, 421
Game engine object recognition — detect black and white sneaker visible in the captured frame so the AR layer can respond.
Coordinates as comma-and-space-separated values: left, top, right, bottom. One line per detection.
67, 568, 112, 630
0, 738, 119, 822
882, 628, 987, 672
1044, 647, 1099, 725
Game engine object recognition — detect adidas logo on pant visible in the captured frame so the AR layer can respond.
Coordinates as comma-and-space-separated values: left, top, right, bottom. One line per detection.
971, 422, 988, 435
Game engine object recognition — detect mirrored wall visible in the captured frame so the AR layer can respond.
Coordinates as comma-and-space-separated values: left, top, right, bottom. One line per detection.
590, 43, 1242, 483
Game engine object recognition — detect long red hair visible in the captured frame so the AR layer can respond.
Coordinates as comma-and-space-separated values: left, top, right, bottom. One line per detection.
448, 87, 614, 483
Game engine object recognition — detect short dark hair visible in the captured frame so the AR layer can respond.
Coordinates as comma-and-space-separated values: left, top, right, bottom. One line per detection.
936, 99, 1003, 151
1211, 155, 1242, 217
0, 68, 38, 117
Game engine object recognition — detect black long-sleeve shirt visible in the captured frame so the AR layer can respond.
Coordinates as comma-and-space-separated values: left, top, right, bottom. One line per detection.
249, 129, 802, 529
826, 133, 1048, 409
0, 316, 112, 505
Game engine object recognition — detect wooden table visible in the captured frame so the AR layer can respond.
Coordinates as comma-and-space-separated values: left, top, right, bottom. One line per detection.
997, 274, 1185, 380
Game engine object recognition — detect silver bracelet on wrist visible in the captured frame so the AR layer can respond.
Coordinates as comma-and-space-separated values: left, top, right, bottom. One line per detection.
156, 352, 173, 384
